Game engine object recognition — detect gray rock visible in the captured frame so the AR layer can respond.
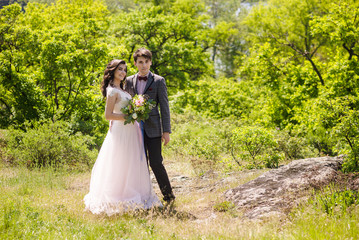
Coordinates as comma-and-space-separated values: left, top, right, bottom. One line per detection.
224, 156, 343, 219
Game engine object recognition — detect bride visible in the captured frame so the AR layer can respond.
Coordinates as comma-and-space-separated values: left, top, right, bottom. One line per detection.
84, 59, 162, 215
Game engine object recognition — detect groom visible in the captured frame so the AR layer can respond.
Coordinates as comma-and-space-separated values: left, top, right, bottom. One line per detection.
126, 47, 175, 203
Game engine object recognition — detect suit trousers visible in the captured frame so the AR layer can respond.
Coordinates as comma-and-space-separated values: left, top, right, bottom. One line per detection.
143, 131, 173, 198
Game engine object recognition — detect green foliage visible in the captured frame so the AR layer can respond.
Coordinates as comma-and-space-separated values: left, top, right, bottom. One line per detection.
0, 3, 48, 127
187, 137, 221, 163
169, 78, 320, 171
329, 98, 359, 172
2, 0, 359, 174
31, 0, 110, 122
243, 0, 329, 86
274, 130, 318, 161
67, 86, 108, 148
3, 120, 97, 170
294, 96, 359, 171
311, 1, 359, 61
231, 126, 281, 168
0, 0, 111, 140
185, 136, 222, 175
0, 0, 220, 143
163, 110, 238, 175
290, 98, 336, 156
235, 0, 359, 172
115, 4, 213, 90
213, 201, 235, 212
170, 78, 254, 119
201, 0, 245, 77
312, 186, 359, 216
239, 0, 332, 126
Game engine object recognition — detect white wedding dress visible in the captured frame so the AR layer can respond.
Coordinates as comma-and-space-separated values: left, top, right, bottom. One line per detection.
84, 87, 162, 215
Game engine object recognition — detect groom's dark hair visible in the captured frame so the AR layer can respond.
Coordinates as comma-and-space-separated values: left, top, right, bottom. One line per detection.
133, 48, 152, 62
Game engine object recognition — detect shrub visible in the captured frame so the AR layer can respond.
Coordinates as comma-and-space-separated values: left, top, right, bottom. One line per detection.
163, 111, 238, 175
275, 129, 318, 160
231, 126, 281, 168
293, 96, 359, 171
3, 120, 97, 171
333, 109, 359, 172
310, 96, 359, 172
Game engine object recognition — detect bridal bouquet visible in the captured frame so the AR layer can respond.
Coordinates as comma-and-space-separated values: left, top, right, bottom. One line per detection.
121, 94, 156, 125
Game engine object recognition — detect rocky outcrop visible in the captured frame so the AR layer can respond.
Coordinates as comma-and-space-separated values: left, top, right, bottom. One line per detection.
225, 156, 343, 219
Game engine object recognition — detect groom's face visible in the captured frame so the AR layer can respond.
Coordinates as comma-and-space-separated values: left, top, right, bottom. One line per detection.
134, 56, 152, 76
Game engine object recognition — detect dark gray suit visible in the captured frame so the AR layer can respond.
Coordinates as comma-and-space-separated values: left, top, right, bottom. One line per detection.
126, 71, 174, 201
125, 72, 171, 137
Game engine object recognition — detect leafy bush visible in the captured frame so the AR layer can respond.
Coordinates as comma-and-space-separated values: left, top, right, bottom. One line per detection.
187, 137, 220, 163
67, 88, 108, 149
313, 96, 359, 172
3, 120, 97, 171
275, 129, 318, 160
165, 111, 314, 173
331, 106, 359, 172
231, 126, 282, 168
163, 111, 238, 175
291, 95, 359, 171
342, 152, 359, 173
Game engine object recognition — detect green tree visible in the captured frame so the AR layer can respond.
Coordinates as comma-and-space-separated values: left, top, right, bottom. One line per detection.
170, 77, 254, 119
0, 0, 112, 140
26, 0, 110, 121
0, 4, 47, 128
243, 0, 331, 86
114, 3, 213, 90
237, 0, 334, 129
201, 0, 248, 77
311, 0, 359, 97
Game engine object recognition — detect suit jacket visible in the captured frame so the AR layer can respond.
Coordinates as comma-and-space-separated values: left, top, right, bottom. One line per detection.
125, 71, 171, 138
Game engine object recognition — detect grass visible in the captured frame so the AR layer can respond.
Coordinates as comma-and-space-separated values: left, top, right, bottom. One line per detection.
1, 159, 359, 239
280, 204, 359, 239
0, 160, 275, 239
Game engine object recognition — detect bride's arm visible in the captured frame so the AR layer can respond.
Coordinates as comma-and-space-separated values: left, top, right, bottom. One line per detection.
105, 93, 126, 121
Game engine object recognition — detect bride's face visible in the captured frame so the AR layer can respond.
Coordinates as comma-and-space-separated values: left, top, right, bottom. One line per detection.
114, 64, 127, 81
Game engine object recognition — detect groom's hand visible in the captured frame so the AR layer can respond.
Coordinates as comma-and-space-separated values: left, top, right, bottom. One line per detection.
162, 132, 170, 146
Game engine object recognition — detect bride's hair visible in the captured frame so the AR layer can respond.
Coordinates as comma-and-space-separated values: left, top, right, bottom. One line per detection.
101, 59, 127, 97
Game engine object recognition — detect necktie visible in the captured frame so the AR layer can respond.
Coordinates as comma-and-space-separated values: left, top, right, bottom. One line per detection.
138, 76, 148, 81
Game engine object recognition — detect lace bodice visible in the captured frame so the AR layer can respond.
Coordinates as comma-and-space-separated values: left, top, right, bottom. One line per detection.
106, 87, 131, 113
